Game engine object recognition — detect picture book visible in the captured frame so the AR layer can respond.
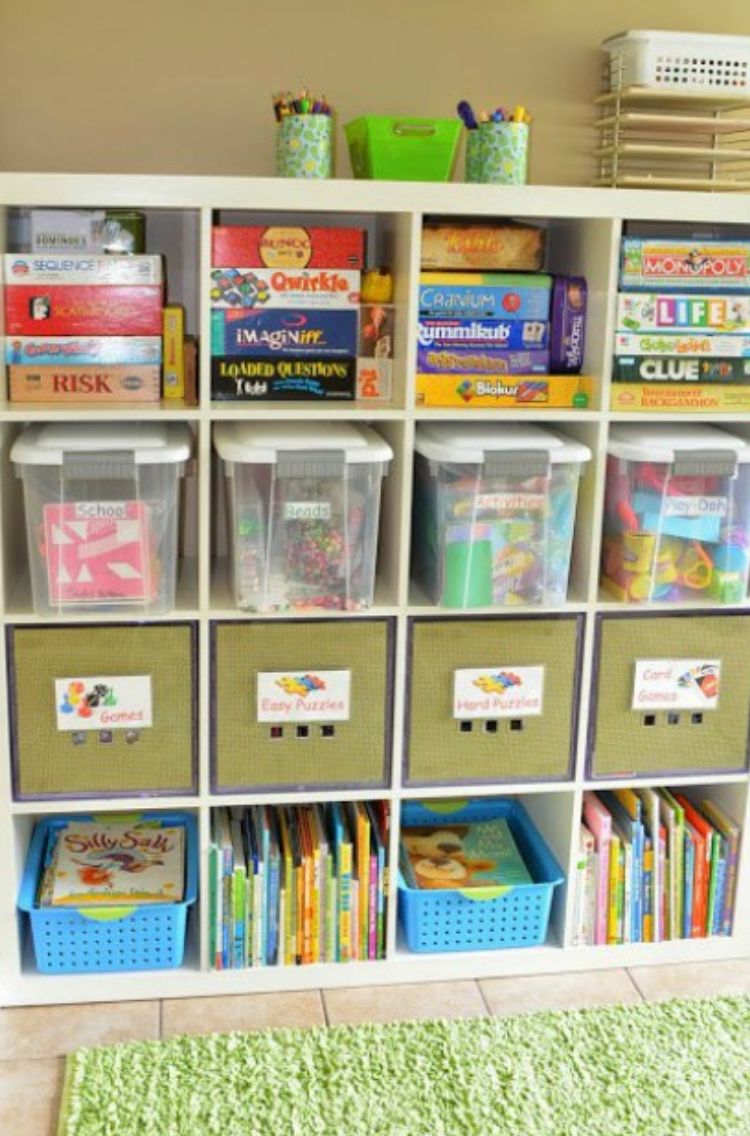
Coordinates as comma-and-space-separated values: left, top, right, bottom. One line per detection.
699, 799, 741, 936
572, 823, 596, 947
399, 817, 532, 891
45, 820, 184, 906
656, 788, 685, 940
582, 791, 612, 945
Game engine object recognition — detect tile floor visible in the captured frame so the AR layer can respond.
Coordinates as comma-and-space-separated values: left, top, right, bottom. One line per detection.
4, 959, 750, 1133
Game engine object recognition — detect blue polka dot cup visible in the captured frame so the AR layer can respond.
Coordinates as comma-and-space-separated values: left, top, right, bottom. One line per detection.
276, 115, 333, 178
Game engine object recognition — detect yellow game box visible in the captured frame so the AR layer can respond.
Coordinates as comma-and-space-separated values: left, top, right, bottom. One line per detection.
611, 383, 750, 413
415, 372, 592, 408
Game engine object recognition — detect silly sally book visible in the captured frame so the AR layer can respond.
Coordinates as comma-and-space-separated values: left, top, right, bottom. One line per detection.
40, 820, 185, 906
400, 817, 533, 891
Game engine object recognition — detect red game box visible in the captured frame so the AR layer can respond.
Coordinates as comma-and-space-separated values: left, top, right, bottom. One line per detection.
212, 225, 365, 270
5, 285, 164, 336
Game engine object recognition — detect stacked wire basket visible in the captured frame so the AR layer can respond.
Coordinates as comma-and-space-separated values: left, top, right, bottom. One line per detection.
595, 30, 750, 191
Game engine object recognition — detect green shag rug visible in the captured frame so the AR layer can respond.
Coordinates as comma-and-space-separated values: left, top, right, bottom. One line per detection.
58, 993, 750, 1136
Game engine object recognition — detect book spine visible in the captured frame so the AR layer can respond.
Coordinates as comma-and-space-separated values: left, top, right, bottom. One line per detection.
368, 852, 378, 961
607, 833, 621, 945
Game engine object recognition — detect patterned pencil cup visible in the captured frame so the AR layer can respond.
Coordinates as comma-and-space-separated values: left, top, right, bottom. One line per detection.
479, 121, 529, 185
464, 129, 483, 183
276, 115, 333, 178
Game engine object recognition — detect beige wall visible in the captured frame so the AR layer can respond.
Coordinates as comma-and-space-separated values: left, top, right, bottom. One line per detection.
1, 1, 749, 186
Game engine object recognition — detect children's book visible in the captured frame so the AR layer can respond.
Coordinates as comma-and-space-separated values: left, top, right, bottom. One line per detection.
46, 819, 184, 907
582, 791, 612, 946
329, 802, 353, 963
598, 791, 641, 943
365, 800, 387, 960
278, 806, 297, 965
675, 794, 714, 938
633, 786, 663, 943
572, 823, 596, 947
230, 817, 247, 969
607, 831, 623, 945
656, 788, 685, 940
699, 799, 742, 936
399, 817, 532, 891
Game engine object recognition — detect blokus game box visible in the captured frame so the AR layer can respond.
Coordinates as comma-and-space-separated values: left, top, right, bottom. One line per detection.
211, 225, 365, 269
415, 372, 592, 408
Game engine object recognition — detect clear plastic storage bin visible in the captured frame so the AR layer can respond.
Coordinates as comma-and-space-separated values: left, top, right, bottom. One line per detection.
412, 423, 591, 608
602, 425, 750, 604
214, 421, 393, 612
10, 422, 192, 616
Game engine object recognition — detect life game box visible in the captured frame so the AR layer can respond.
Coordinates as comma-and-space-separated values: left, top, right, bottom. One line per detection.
616, 292, 750, 334
211, 226, 365, 270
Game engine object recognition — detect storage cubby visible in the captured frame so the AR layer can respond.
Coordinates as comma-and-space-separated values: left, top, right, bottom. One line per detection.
1, 175, 750, 1007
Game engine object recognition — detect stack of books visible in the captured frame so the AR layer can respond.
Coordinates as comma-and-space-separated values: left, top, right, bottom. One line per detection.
209, 801, 390, 969
574, 789, 741, 946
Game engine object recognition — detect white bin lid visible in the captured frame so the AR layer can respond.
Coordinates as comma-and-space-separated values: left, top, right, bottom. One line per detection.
602, 30, 750, 51
414, 422, 591, 465
10, 422, 193, 466
608, 424, 750, 464
214, 420, 393, 465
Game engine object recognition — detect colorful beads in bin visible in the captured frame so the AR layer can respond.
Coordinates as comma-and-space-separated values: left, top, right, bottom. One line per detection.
412, 423, 591, 608
602, 425, 750, 604
214, 421, 393, 612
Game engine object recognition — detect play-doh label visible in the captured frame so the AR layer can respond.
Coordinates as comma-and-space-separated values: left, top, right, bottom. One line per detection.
631, 660, 721, 711
55, 675, 153, 731
453, 666, 545, 719
256, 670, 351, 722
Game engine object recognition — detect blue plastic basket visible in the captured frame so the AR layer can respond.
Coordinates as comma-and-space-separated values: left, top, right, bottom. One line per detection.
18, 812, 198, 975
398, 798, 564, 953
